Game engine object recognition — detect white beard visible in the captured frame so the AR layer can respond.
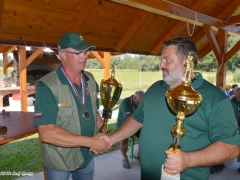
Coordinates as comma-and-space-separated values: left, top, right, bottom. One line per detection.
163, 64, 184, 88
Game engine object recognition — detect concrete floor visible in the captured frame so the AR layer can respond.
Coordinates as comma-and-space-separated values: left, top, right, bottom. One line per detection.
15, 145, 240, 180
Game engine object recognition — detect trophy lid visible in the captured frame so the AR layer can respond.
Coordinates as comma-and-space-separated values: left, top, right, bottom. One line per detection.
166, 84, 202, 103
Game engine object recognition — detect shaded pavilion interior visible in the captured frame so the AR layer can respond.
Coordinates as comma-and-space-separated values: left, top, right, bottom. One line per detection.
0, 0, 240, 111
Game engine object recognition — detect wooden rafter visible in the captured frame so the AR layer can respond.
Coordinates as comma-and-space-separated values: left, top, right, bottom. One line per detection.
151, 0, 210, 55
202, 25, 221, 62
115, 11, 152, 52
3, 46, 16, 53
91, 51, 105, 68
110, 0, 240, 35
6, 60, 13, 68
224, 40, 240, 62
26, 48, 44, 66
151, 21, 186, 55
217, 0, 240, 20
224, 15, 240, 26
70, 0, 98, 33
192, 29, 205, 43
198, 45, 212, 59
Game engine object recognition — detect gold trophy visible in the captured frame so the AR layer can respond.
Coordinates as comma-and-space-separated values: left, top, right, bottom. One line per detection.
99, 66, 122, 134
161, 53, 203, 180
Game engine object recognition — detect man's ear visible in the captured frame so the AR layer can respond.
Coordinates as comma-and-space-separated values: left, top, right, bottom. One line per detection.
59, 51, 66, 61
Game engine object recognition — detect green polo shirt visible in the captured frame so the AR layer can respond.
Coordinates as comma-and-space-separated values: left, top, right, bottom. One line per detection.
231, 97, 240, 126
34, 66, 99, 168
132, 73, 240, 180
116, 95, 137, 129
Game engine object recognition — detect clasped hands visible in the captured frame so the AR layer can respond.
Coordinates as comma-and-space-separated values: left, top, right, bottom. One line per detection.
90, 133, 113, 154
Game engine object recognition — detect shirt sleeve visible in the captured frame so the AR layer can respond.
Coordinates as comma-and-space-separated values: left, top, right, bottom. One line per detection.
131, 99, 144, 124
33, 82, 58, 126
208, 98, 240, 145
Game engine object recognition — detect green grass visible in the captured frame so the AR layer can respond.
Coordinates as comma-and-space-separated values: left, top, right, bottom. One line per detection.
0, 134, 42, 180
0, 69, 239, 180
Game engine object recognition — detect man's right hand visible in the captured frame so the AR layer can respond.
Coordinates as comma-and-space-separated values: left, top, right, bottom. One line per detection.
90, 133, 112, 154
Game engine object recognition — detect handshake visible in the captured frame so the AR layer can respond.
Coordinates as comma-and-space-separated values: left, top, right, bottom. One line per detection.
90, 133, 114, 154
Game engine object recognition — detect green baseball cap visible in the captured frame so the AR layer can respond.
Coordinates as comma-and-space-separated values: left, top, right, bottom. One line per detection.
58, 32, 96, 51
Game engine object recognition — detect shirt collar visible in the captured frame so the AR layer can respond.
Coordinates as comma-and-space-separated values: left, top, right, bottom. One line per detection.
56, 65, 90, 85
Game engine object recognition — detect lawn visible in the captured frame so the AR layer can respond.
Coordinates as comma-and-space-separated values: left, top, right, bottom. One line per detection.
0, 69, 238, 180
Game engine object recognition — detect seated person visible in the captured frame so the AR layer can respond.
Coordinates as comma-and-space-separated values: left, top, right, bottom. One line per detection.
116, 90, 145, 169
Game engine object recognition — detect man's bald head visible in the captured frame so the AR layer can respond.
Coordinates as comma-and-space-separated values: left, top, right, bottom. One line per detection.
133, 90, 145, 105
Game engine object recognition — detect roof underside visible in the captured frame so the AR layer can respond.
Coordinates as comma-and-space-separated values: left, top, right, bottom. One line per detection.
0, 0, 240, 58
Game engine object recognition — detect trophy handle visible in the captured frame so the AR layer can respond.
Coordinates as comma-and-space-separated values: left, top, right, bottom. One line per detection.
169, 111, 186, 152
99, 119, 109, 134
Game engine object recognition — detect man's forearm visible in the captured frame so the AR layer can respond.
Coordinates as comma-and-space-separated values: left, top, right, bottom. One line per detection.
110, 117, 142, 144
188, 141, 239, 167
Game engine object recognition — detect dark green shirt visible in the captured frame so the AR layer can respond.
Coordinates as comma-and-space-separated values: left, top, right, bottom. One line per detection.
132, 73, 240, 180
116, 95, 138, 129
34, 66, 99, 168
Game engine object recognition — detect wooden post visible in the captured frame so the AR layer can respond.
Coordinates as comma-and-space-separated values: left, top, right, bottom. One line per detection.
104, 52, 110, 80
18, 46, 27, 112
216, 30, 228, 88
3, 53, 8, 75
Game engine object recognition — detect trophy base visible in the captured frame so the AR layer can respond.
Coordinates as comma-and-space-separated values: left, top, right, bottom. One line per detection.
161, 165, 180, 180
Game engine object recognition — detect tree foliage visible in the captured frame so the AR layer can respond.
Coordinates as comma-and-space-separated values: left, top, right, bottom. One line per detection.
86, 54, 160, 71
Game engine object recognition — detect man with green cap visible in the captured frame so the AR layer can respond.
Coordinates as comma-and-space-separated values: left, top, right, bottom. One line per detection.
33, 32, 111, 180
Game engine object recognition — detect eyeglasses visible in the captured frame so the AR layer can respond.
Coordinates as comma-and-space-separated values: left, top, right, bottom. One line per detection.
62, 51, 88, 56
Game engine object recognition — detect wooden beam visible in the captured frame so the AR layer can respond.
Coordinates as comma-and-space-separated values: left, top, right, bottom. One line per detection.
198, 45, 212, 59
115, 11, 151, 52
109, 0, 240, 35
3, 53, 8, 75
0, 0, 4, 37
192, 29, 205, 43
217, 0, 240, 20
18, 46, 27, 112
3, 46, 16, 53
104, 52, 110, 80
224, 40, 240, 62
91, 51, 105, 68
151, 21, 186, 55
224, 15, 240, 26
202, 25, 221, 62
26, 48, 44, 66
70, 0, 98, 33
152, 0, 210, 54
6, 60, 13, 68
216, 30, 228, 87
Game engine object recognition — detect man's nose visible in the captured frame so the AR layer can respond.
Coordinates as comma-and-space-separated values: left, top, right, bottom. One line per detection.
159, 61, 165, 69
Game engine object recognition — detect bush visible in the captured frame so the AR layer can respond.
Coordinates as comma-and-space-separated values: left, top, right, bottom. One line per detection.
233, 69, 240, 82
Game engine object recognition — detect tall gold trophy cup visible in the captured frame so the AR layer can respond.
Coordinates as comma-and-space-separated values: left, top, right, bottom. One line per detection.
99, 66, 122, 134
161, 53, 203, 180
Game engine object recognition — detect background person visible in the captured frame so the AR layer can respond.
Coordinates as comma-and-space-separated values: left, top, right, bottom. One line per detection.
97, 38, 240, 180
225, 84, 231, 98
229, 84, 238, 100
33, 32, 111, 180
116, 90, 145, 169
